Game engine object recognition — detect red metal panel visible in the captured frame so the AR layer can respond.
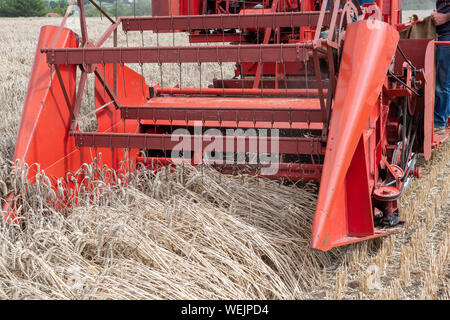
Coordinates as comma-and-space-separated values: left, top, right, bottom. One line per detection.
395, 39, 435, 160
181, 0, 200, 15
395, 39, 430, 73
311, 20, 400, 251
42, 44, 309, 65
136, 96, 325, 129
152, 0, 180, 16
12, 26, 79, 179
345, 137, 374, 236
124, 95, 324, 128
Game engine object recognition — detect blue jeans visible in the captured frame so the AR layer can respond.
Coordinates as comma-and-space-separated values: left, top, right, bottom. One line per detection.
435, 34, 450, 128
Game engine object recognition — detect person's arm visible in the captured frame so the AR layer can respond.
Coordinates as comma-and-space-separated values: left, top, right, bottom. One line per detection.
432, 11, 450, 26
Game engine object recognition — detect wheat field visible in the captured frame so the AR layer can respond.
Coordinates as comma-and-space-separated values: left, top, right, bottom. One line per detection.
0, 17, 448, 300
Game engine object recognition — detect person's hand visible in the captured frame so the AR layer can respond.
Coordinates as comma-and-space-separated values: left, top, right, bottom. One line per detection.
432, 10, 449, 26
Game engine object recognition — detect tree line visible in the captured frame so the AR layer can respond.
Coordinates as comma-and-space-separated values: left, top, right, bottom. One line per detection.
403, 0, 436, 10
0, 0, 152, 17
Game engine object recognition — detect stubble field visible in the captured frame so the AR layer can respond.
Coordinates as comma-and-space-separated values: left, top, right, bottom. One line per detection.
0, 17, 448, 300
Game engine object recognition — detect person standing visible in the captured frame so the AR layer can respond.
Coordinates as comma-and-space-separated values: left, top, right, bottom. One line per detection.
432, 1, 450, 134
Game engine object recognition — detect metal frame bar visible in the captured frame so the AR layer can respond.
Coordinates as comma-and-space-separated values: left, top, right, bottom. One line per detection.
212, 78, 328, 89
312, 51, 327, 123
88, 0, 115, 23
152, 87, 327, 97
96, 20, 122, 47
94, 68, 120, 108
120, 105, 323, 123
121, 11, 338, 32
54, 65, 75, 120
77, 0, 88, 44
74, 132, 324, 155
42, 44, 311, 65
71, 71, 87, 131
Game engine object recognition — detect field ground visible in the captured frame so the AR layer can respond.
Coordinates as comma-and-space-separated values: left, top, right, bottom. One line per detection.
402, 10, 433, 21
0, 18, 448, 299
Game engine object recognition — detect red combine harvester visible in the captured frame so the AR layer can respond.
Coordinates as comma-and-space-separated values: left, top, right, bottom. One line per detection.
5, 0, 449, 251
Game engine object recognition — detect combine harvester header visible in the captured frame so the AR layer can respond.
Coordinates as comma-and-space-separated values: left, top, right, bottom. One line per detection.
5, 0, 449, 251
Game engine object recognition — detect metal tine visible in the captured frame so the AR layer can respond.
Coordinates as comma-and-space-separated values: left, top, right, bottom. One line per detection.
103, 62, 107, 98
67, 52, 71, 97
49, 64, 54, 97
188, 0, 192, 46
133, 0, 136, 18
141, 62, 145, 98
153, 4, 161, 39
156, 16, 160, 88
291, 1, 296, 39
260, 62, 264, 97
288, 1, 299, 97
178, 62, 182, 95
202, 8, 209, 44
305, 58, 309, 99
283, 61, 288, 96
155, 8, 164, 94
220, 62, 225, 97
240, 0, 245, 96
122, 62, 127, 98
140, 24, 145, 99
221, 4, 225, 96
239, 48, 244, 96
198, 61, 202, 95
274, 11, 280, 90
86, 72, 91, 125
169, 0, 175, 46
159, 63, 164, 95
